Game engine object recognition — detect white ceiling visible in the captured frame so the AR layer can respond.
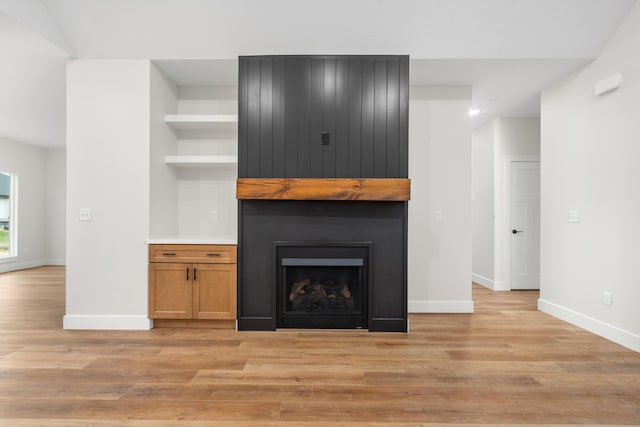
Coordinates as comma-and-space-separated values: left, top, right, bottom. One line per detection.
0, 0, 636, 148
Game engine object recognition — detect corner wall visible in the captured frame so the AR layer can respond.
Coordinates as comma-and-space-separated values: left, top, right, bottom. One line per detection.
471, 120, 496, 288
540, 2, 640, 351
64, 59, 152, 330
45, 148, 66, 265
408, 87, 473, 313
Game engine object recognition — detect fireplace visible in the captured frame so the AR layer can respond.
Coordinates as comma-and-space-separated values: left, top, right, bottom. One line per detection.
276, 243, 369, 329
237, 199, 407, 332
236, 55, 410, 332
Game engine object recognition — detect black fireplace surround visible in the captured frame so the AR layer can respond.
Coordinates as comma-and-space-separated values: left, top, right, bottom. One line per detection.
238, 200, 407, 332
237, 55, 409, 332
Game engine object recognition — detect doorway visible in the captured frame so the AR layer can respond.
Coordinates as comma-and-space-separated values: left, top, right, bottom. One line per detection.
507, 160, 540, 290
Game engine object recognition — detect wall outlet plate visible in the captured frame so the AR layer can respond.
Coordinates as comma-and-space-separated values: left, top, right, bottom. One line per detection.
603, 291, 613, 306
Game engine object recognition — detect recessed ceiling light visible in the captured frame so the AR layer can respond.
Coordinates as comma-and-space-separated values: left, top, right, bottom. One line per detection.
469, 108, 480, 117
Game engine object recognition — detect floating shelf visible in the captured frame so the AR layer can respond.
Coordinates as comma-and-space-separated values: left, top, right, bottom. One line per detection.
164, 155, 238, 168
164, 114, 238, 131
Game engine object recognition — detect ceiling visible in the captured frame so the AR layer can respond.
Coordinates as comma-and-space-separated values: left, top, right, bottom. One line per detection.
0, 0, 635, 148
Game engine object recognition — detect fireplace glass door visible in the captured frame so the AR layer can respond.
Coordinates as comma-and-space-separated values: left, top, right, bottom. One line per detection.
276, 244, 369, 329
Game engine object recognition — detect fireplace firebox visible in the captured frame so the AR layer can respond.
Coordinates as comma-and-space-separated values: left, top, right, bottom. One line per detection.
276, 243, 369, 329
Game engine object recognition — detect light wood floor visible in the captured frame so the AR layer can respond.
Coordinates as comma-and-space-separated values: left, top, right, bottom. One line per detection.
0, 266, 638, 426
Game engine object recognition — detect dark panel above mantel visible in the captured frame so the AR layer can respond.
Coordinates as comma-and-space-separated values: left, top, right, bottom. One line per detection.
238, 55, 409, 179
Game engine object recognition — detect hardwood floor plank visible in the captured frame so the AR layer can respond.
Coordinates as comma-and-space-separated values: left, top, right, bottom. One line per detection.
84, 355, 247, 371
121, 383, 313, 401
18, 368, 199, 384
192, 369, 367, 386
0, 399, 282, 421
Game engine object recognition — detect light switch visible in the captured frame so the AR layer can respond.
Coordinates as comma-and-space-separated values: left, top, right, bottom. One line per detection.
79, 208, 92, 221
210, 209, 218, 221
568, 210, 580, 223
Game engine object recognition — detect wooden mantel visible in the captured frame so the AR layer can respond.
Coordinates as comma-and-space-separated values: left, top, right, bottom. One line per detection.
236, 178, 410, 201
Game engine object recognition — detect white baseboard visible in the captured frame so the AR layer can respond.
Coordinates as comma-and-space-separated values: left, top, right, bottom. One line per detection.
0, 259, 47, 273
0, 259, 66, 273
63, 315, 153, 330
472, 273, 494, 289
538, 299, 640, 353
492, 280, 510, 291
409, 300, 474, 313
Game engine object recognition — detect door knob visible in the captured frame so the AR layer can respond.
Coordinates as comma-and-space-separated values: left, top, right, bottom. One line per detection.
512, 229, 523, 234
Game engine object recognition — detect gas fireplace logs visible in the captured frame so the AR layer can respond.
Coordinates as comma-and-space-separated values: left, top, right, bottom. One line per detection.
288, 278, 354, 311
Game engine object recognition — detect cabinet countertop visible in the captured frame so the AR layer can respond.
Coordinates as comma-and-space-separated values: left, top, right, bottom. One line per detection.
146, 238, 237, 245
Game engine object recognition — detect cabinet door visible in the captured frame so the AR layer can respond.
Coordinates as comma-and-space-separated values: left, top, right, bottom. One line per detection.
193, 263, 237, 320
149, 263, 193, 319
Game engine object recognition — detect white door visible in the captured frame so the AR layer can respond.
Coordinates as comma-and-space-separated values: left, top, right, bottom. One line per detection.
510, 161, 540, 290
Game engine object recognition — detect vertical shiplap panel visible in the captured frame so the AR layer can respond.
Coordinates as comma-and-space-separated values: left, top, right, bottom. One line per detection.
373, 59, 388, 178
272, 58, 286, 177
335, 57, 349, 177
309, 57, 324, 178
386, 58, 400, 177
360, 58, 375, 178
259, 59, 273, 177
399, 56, 409, 178
238, 58, 248, 177
284, 59, 299, 178
322, 58, 336, 177
297, 59, 312, 177
240, 55, 410, 179
347, 58, 362, 178
247, 58, 262, 177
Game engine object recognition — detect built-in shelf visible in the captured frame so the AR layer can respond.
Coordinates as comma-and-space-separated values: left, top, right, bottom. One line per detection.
165, 155, 238, 168
164, 114, 238, 131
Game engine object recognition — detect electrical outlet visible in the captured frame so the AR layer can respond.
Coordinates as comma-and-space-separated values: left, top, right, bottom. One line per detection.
603, 291, 612, 306
435, 210, 443, 222
210, 209, 218, 221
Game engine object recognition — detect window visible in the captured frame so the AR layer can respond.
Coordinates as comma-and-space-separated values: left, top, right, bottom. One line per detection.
0, 172, 16, 258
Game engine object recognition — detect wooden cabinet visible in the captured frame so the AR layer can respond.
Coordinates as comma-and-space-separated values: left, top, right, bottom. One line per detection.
149, 244, 237, 323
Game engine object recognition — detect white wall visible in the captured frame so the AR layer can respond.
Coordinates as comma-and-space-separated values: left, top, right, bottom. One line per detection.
471, 120, 496, 287
44, 148, 66, 264
149, 63, 179, 238
539, 1, 640, 352
408, 87, 473, 313
0, 137, 47, 272
64, 59, 151, 330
